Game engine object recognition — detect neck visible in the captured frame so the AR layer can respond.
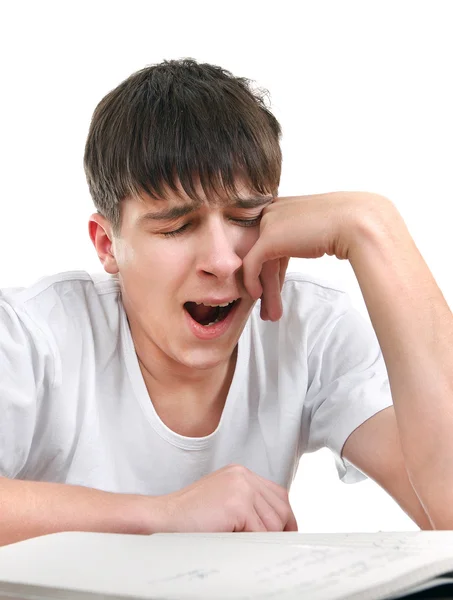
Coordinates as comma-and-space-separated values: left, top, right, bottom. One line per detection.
136, 345, 238, 400
127, 316, 238, 436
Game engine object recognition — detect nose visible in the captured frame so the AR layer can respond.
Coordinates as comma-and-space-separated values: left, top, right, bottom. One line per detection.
196, 216, 243, 280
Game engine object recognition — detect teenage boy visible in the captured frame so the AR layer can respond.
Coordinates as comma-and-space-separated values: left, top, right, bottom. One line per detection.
1, 59, 452, 546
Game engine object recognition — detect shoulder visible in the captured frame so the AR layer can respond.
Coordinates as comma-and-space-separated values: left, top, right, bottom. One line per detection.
246, 271, 356, 359
281, 271, 349, 304
0, 271, 122, 377
0, 270, 121, 326
269, 271, 353, 329
1, 270, 120, 306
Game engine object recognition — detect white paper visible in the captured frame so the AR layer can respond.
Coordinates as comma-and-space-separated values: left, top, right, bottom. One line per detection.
1, 531, 453, 600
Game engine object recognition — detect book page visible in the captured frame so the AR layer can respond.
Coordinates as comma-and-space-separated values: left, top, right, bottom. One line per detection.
2, 531, 453, 600
176, 530, 453, 550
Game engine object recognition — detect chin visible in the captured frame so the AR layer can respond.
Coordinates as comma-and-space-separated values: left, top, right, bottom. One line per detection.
177, 346, 234, 371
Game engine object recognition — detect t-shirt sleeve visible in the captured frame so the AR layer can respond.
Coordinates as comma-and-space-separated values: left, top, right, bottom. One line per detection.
303, 294, 393, 483
0, 298, 52, 478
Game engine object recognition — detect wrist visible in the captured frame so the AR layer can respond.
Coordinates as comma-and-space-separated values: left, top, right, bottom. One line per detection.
117, 492, 171, 535
347, 194, 406, 262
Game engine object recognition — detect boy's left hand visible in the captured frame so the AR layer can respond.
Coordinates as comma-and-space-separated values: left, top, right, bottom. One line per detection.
243, 191, 392, 321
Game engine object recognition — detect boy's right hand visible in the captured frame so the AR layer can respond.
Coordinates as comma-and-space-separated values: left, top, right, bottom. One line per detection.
152, 464, 298, 533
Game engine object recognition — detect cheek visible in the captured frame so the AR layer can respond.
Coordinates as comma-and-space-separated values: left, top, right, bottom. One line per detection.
142, 243, 193, 288
155, 242, 192, 270
118, 241, 189, 295
128, 236, 189, 270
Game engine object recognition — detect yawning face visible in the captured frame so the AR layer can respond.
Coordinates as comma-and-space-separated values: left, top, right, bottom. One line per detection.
91, 176, 274, 375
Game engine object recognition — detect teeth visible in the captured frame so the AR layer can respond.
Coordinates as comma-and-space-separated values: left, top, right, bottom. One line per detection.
195, 300, 235, 308
205, 314, 223, 326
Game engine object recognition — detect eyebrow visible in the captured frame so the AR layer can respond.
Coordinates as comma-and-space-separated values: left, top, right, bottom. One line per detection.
138, 195, 274, 223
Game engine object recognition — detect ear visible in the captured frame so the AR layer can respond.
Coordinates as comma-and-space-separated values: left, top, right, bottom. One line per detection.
88, 213, 119, 275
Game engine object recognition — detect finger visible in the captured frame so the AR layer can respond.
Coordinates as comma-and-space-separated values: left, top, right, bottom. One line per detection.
260, 259, 282, 321
241, 466, 290, 509
242, 239, 274, 301
253, 472, 287, 497
252, 493, 285, 532
260, 293, 269, 321
261, 258, 288, 321
252, 472, 294, 506
279, 257, 290, 291
284, 511, 299, 532
250, 472, 297, 531
241, 508, 268, 533
256, 481, 298, 532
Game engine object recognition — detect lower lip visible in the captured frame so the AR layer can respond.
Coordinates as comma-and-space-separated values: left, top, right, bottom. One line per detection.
184, 300, 241, 341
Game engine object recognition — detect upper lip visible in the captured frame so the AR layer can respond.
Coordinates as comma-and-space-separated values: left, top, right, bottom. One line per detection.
185, 297, 241, 306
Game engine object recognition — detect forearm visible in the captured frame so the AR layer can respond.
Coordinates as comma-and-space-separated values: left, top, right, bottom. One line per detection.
0, 477, 162, 546
349, 198, 453, 528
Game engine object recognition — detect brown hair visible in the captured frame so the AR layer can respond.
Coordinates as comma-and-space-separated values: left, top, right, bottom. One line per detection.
83, 58, 282, 236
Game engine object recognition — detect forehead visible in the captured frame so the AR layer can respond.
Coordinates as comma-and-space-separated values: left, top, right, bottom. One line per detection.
137, 174, 271, 211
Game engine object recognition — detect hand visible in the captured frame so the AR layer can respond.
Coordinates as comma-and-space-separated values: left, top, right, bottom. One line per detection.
153, 464, 298, 533
244, 191, 390, 322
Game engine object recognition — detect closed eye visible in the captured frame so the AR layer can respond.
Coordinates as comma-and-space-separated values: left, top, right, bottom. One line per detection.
160, 223, 191, 238
231, 217, 261, 228
161, 217, 262, 238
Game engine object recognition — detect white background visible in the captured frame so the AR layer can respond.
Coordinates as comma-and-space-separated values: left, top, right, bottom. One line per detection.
1, 1, 452, 532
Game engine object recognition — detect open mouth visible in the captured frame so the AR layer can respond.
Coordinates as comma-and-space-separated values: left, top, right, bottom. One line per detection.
184, 299, 240, 327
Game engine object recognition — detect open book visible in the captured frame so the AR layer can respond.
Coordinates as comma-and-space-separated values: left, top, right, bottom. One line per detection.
1, 531, 453, 599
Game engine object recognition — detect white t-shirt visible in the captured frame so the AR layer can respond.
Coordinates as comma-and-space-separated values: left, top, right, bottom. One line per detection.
0, 270, 393, 493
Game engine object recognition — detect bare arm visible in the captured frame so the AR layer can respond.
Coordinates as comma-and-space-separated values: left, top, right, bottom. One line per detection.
342, 407, 432, 529
0, 465, 297, 546
348, 197, 453, 528
243, 190, 453, 528
0, 477, 156, 546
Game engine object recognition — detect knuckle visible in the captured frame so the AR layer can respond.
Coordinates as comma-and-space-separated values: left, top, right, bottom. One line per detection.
226, 463, 246, 473
277, 484, 289, 500
226, 464, 250, 481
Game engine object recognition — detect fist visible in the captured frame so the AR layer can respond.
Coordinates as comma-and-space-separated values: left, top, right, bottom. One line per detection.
243, 191, 391, 321
153, 464, 298, 533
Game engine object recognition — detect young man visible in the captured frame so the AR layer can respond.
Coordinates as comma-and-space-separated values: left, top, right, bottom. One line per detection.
0, 59, 452, 546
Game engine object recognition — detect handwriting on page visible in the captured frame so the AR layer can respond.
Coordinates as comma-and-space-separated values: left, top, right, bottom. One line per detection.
3, 532, 453, 600
142, 536, 449, 600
